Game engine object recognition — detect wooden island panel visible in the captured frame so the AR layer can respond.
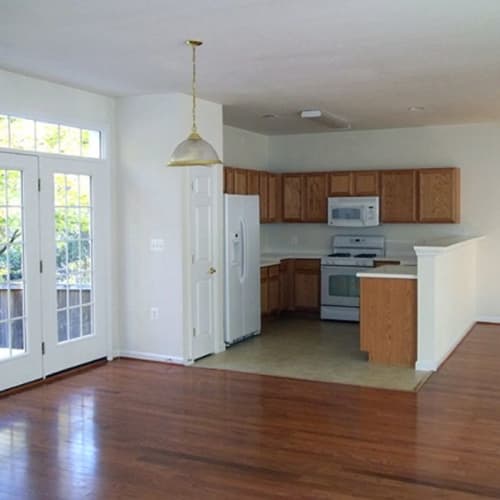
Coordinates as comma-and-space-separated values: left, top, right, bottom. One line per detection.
360, 277, 417, 367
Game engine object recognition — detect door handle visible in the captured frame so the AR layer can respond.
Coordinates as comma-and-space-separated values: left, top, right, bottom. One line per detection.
208, 267, 216, 275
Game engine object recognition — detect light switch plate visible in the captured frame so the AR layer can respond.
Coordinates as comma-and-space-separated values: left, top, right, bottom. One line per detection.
150, 238, 165, 252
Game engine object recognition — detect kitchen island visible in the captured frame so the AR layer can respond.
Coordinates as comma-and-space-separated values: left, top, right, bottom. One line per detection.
357, 265, 417, 367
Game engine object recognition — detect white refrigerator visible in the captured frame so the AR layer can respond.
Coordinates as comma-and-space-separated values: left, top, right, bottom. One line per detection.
224, 194, 261, 345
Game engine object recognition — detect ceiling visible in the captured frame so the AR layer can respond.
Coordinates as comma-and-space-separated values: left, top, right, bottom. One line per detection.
2, 0, 500, 135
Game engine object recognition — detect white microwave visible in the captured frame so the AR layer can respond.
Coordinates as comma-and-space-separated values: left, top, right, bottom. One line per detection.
328, 196, 380, 227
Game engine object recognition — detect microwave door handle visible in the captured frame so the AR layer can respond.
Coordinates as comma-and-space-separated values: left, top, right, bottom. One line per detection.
360, 206, 367, 226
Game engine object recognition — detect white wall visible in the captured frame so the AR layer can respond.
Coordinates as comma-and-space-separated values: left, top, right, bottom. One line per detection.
116, 93, 223, 362
264, 123, 500, 318
416, 238, 480, 370
223, 125, 269, 168
0, 69, 114, 130
0, 69, 119, 352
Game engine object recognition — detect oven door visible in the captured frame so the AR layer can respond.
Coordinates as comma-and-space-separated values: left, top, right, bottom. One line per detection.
321, 265, 366, 307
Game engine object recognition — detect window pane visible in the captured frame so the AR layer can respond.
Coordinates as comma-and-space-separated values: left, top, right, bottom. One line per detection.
58, 310, 68, 342
57, 288, 67, 309
81, 130, 100, 158
36, 122, 59, 153
79, 176, 90, 206
11, 318, 24, 352
0, 115, 8, 148
10, 288, 23, 318
6, 170, 22, 206
54, 174, 67, 206
0, 290, 7, 320
59, 126, 80, 156
69, 307, 80, 339
10, 117, 35, 151
82, 305, 92, 336
8, 243, 23, 281
0, 321, 10, 350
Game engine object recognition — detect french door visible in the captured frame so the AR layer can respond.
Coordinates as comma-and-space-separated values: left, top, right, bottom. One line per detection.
0, 152, 108, 391
0, 153, 42, 391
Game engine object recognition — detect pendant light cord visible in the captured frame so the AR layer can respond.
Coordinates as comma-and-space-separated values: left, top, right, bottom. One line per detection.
191, 43, 197, 134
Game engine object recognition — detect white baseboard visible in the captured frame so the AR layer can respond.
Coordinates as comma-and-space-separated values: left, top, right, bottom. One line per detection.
477, 316, 500, 324
117, 350, 186, 365
415, 360, 438, 371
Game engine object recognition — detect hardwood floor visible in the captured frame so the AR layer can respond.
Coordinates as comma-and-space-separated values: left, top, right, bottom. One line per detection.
1, 323, 499, 499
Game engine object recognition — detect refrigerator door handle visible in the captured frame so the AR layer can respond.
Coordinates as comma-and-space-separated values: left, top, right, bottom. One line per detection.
240, 218, 246, 282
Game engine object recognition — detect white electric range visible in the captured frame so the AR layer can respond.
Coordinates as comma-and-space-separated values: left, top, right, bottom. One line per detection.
320, 235, 385, 321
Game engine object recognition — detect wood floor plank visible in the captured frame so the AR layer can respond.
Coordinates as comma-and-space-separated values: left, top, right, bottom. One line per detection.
1, 323, 500, 498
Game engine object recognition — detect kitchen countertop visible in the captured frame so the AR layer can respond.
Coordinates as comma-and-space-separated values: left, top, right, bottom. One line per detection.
373, 255, 417, 266
260, 252, 417, 267
261, 252, 324, 267
357, 265, 418, 280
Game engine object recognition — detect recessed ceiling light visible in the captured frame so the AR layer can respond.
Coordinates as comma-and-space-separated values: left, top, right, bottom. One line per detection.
261, 113, 278, 119
408, 106, 425, 112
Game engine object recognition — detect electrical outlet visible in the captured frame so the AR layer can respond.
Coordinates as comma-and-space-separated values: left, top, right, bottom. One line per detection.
150, 307, 159, 320
290, 235, 299, 246
150, 238, 165, 252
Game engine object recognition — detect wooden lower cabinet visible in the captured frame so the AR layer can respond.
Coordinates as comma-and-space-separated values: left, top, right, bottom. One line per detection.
293, 259, 321, 312
262, 259, 320, 317
261, 265, 280, 316
360, 277, 417, 366
267, 265, 280, 313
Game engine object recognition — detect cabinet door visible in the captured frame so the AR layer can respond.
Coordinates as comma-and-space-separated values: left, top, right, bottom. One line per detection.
234, 168, 248, 194
280, 260, 293, 311
282, 174, 304, 222
247, 169, 260, 195
268, 265, 280, 313
267, 173, 279, 222
260, 267, 269, 315
353, 171, 379, 196
259, 172, 269, 223
380, 170, 417, 223
224, 167, 235, 194
293, 259, 321, 312
418, 168, 460, 223
304, 173, 328, 222
328, 172, 352, 196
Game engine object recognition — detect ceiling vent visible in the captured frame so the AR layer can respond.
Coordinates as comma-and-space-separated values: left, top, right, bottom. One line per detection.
300, 110, 350, 130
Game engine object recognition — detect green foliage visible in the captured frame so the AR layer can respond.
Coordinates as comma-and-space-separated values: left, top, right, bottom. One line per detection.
0, 172, 92, 284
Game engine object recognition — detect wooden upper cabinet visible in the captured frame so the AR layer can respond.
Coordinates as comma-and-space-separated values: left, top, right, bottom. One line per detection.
353, 171, 379, 196
418, 168, 460, 223
282, 174, 304, 222
246, 169, 260, 195
224, 167, 235, 194
304, 173, 328, 222
259, 172, 269, 222
328, 172, 352, 196
380, 170, 418, 223
267, 173, 280, 222
233, 168, 248, 195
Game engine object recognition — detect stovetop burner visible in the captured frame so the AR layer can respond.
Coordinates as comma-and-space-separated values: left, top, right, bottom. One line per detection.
328, 252, 351, 257
354, 253, 377, 258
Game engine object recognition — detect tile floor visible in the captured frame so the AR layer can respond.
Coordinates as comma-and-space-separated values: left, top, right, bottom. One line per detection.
195, 317, 431, 391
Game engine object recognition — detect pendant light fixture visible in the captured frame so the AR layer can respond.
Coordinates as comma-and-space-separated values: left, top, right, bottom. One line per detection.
168, 40, 221, 167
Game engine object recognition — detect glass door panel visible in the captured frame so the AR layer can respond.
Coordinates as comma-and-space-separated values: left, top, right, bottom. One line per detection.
0, 153, 42, 391
54, 173, 94, 343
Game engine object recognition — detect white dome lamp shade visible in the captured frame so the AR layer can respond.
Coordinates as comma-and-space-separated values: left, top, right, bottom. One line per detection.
168, 40, 221, 167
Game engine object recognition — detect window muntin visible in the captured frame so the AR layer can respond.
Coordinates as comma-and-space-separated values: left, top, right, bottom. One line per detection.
0, 115, 101, 159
